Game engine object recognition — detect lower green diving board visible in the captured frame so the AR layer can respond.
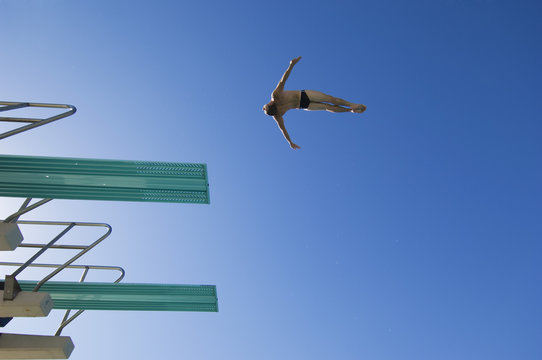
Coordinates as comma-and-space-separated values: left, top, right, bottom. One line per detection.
18, 281, 218, 312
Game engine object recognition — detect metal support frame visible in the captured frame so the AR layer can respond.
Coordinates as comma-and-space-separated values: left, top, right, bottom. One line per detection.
0, 262, 124, 335
0, 101, 76, 140
0, 193, 118, 334
8, 220, 112, 289
1, 219, 112, 302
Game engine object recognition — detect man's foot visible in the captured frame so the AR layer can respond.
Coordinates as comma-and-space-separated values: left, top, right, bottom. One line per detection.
351, 104, 367, 114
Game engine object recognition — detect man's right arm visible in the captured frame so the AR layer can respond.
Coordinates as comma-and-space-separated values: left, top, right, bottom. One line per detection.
274, 115, 300, 150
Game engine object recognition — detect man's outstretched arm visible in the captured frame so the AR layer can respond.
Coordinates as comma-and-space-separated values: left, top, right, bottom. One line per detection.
274, 115, 300, 150
272, 56, 302, 97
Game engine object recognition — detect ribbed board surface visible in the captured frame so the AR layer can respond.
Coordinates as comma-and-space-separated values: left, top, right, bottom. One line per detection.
0, 154, 209, 203
18, 281, 218, 312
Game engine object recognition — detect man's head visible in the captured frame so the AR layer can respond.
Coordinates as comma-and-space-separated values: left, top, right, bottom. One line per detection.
263, 101, 278, 116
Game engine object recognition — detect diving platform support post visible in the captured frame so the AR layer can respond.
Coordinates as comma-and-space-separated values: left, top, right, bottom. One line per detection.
0, 333, 74, 359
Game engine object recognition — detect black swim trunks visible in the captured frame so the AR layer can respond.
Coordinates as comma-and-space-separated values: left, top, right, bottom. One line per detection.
299, 90, 310, 109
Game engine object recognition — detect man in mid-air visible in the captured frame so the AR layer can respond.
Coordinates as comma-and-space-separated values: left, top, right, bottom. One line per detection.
263, 56, 367, 150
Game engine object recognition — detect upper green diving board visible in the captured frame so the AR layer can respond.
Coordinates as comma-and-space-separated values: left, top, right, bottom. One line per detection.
0, 154, 209, 204
18, 281, 218, 312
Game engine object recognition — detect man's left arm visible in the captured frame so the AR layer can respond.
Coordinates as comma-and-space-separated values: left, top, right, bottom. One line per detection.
272, 56, 302, 97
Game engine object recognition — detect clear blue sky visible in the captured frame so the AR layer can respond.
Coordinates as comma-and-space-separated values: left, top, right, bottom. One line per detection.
1, 1, 541, 359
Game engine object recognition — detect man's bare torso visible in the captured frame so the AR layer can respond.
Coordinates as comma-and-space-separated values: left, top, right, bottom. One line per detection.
272, 90, 300, 116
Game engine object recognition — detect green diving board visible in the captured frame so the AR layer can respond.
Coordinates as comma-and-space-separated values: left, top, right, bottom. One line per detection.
18, 281, 218, 312
0, 154, 209, 204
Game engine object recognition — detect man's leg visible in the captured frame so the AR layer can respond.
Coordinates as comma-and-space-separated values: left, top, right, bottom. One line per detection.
305, 90, 352, 107
305, 90, 366, 113
307, 102, 352, 113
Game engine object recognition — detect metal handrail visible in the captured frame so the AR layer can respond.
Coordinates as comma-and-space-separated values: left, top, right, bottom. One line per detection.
0, 101, 76, 140
3, 198, 52, 224
2, 220, 112, 301
0, 262, 125, 285
9, 220, 113, 291
10, 223, 76, 278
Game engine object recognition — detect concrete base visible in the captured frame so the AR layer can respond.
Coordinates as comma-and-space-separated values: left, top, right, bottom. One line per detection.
0, 333, 74, 359
0, 224, 23, 251
0, 291, 53, 317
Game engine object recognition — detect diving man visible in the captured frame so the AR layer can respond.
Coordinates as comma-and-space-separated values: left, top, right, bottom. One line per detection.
263, 56, 366, 149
